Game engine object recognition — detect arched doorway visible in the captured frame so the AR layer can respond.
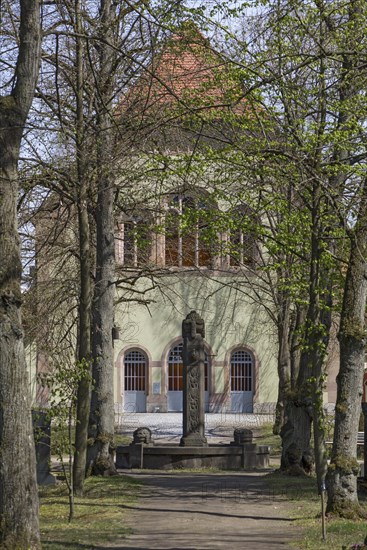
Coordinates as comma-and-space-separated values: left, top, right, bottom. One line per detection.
123, 349, 147, 413
167, 342, 210, 412
230, 349, 254, 413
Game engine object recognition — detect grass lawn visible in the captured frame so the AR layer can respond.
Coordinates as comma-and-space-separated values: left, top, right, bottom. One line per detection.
264, 464, 367, 550
39, 475, 141, 549
255, 422, 282, 456
114, 434, 132, 446
257, 423, 367, 549
40, 425, 367, 550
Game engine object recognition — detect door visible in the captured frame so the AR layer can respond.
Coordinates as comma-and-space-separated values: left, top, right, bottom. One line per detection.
124, 350, 147, 413
230, 349, 254, 413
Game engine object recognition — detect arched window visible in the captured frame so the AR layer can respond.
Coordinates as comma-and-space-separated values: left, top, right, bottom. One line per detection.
165, 192, 215, 268
124, 349, 147, 391
230, 349, 253, 392
229, 205, 257, 268
168, 343, 183, 391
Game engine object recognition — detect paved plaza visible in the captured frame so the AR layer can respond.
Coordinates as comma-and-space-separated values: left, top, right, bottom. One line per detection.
115, 412, 275, 442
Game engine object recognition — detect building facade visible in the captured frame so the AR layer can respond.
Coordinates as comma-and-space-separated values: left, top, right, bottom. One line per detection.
26, 23, 339, 415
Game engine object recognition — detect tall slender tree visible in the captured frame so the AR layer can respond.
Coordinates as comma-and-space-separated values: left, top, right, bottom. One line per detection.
0, 1, 41, 546
87, 0, 119, 475
223, 0, 367, 510
73, 0, 94, 495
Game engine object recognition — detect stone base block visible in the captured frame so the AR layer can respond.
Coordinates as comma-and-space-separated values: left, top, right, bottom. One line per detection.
116, 443, 270, 471
180, 434, 208, 447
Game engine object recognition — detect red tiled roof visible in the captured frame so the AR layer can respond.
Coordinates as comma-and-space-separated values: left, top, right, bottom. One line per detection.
122, 23, 245, 121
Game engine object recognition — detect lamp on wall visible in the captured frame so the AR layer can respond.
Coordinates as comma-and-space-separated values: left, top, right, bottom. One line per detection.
112, 325, 120, 340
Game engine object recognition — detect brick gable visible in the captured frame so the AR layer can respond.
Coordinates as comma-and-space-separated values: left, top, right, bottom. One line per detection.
122, 23, 245, 125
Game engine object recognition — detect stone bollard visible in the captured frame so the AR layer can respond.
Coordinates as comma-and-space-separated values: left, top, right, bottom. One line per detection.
231, 428, 257, 469
133, 426, 153, 445
232, 428, 253, 445
129, 427, 154, 468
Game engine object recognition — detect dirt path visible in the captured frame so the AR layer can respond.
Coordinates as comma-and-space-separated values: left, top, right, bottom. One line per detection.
105, 471, 301, 550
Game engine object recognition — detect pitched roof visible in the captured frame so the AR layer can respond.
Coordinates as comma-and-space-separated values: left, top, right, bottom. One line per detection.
143, 26, 224, 104
122, 22, 245, 128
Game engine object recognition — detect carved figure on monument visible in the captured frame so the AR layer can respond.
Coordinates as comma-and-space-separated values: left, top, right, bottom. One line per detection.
180, 311, 208, 447
133, 426, 153, 445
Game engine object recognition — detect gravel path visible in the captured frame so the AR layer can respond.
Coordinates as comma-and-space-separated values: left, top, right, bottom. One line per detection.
104, 471, 301, 550
115, 413, 275, 438
106, 412, 300, 549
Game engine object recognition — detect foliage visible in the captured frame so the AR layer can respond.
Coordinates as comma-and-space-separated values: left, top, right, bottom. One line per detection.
38, 358, 92, 520
11, 0, 367, 522
38, 359, 92, 453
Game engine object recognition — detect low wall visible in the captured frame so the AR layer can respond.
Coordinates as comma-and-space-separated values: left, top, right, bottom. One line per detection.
116, 443, 270, 470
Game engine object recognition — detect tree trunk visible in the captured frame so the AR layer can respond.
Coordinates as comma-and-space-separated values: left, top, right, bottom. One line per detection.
87, 0, 117, 476
274, 294, 291, 435
279, 303, 312, 471
280, 399, 312, 472
0, 169, 40, 548
88, 165, 116, 474
300, 175, 331, 489
88, 176, 116, 475
73, 200, 92, 490
280, 172, 332, 480
325, 1, 367, 516
73, 0, 93, 495
327, 179, 367, 515
0, 1, 41, 547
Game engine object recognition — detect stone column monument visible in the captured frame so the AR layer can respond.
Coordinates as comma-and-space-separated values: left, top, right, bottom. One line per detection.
180, 311, 208, 447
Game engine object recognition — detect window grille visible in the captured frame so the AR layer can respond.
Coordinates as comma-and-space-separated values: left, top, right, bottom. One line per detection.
229, 206, 257, 267
168, 344, 183, 391
124, 350, 147, 391
116, 218, 152, 267
165, 194, 212, 268
230, 350, 253, 392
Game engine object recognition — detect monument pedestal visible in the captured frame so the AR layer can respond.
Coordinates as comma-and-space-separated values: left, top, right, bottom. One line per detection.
180, 433, 207, 447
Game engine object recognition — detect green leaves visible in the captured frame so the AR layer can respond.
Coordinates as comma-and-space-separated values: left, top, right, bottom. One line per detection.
37, 358, 92, 456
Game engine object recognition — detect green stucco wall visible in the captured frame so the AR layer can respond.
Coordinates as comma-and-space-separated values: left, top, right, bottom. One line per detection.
114, 271, 279, 407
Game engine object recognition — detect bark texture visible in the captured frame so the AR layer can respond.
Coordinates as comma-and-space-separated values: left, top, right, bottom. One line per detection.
273, 291, 291, 435
87, 0, 117, 476
73, 0, 93, 495
278, 304, 314, 473
0, 1, 41, 547
326, 3, 366, 512
280, 400, 312, 472
73, 198, 92, 490
327, 180, 367, 514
